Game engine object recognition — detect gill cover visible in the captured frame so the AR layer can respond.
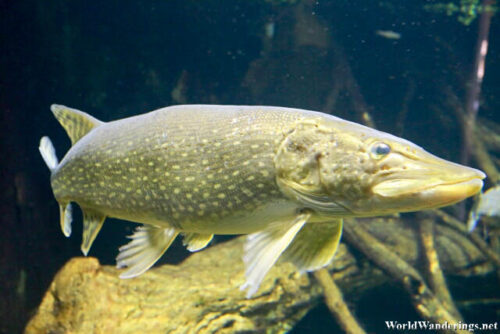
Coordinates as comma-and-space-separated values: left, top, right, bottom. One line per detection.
274, 119, 348, 214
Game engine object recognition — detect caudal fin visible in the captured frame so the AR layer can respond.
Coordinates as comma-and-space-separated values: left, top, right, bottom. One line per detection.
39, 136, 58, 173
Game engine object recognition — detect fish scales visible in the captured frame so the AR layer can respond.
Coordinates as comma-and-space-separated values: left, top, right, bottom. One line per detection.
52, 105, 307, 233
40, 104, 485, 297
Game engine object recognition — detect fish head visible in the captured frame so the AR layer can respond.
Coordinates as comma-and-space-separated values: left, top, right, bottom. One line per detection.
315, 120, 486, 216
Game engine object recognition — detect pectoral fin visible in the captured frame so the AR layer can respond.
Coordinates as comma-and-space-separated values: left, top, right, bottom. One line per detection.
240, 212, 311, 298
282, 219, 343, 271
182, 233, 213, 252
59, 203, 73, 237
81, 209, 106, 255
117, 225, 179, 278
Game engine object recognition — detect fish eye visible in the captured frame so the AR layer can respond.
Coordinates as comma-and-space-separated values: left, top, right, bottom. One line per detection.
370, 142, 391, 159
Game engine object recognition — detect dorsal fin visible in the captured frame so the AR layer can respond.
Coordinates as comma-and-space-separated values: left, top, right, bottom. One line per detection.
51, 104, 103, 145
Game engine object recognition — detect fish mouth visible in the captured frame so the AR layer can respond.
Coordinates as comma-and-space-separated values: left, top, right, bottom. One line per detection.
372, 165, 485, 209
418, 177, 484, 208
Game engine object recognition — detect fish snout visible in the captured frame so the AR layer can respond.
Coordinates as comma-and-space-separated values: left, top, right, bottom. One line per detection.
420, 160, 485, 205
371, 152, 485, 212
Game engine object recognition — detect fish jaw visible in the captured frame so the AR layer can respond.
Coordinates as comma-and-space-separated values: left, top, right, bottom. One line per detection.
370, 150, 486, 213
416, 178, 484, 208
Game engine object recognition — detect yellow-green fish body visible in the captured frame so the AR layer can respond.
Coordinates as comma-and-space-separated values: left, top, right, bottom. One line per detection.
52, 105, 299, 235
40, 104, 485, 297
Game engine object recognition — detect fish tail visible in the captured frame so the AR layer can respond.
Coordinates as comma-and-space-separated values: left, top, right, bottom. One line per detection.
39, 136, 73, 237
39, 136, 59, 173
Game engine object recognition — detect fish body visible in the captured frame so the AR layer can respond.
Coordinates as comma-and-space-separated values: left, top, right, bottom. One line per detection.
40, 104, 484, 296
52, 105, 314, 235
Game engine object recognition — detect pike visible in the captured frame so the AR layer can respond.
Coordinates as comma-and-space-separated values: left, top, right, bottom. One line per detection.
39, 104, 485, 297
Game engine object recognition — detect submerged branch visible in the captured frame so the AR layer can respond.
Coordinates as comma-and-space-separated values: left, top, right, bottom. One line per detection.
314, 269, 366, 334
431, 209, 500, 268
343, 220, 468, 333
451, 100, 500, 184
420, 218, 463, 321
461, 0, 494, 165
457, 298, 500, 309
442, 86, 500, 184
476, 119, 500, 152
471, 133, 500, 184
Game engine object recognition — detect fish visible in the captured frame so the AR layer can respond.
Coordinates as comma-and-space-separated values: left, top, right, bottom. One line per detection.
375, 30, 402, 40
467, 185, 500, 232
39, 104, 485, 297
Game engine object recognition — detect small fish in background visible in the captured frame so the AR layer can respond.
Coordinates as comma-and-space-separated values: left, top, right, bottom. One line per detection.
39, 104, 484, 297
264, 22, 275, 39
375, 29, 402, 40
467, 185, 500, 232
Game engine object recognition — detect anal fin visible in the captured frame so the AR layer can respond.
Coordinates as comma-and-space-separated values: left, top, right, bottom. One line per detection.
81, 209, 106, 256
59, 203, 73, 237
182, 233, 213, 252
117, 225, 179, 278
282, 219, 343, 272
241, 212, 311, 298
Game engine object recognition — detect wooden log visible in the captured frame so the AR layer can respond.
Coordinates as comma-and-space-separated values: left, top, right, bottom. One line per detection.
25, 218, 493, 334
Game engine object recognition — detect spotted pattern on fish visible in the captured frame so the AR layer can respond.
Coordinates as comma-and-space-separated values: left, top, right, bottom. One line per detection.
40, 104, 485, 297
51, 105, 305, 233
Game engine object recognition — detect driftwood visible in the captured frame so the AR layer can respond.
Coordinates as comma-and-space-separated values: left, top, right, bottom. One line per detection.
419, 219, 463, 321
313, 269, 366, 334
344, 219, 468, 333
25, 217, 493, 334
461, 0, 494, 166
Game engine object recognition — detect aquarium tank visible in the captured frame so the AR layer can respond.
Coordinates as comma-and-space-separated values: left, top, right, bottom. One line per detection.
0, 1, 499, 333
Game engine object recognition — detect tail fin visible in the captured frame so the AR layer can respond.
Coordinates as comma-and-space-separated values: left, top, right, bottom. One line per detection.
39, 136, 73, 237
39, 136, 58, 173
50, 104, 103, 145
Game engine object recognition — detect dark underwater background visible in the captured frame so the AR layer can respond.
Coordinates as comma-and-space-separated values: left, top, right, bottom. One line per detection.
1, 1, 499, 333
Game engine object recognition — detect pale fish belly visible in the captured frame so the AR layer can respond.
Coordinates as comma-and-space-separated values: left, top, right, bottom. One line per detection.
177, 198, 301, 234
